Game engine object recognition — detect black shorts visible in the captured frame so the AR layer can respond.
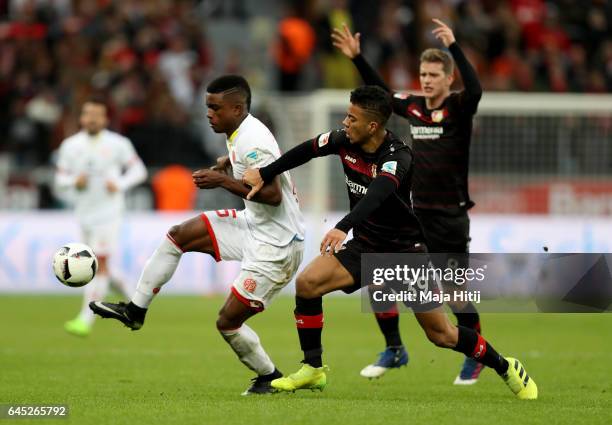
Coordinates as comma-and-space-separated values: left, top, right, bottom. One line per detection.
416, 208, 473, 287
334, 238, 442, 312
334, 238, 426, 294
416, 208, 470, 272
415, 208, 470, 254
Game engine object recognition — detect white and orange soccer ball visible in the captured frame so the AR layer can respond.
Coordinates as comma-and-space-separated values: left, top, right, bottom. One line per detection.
52, 243, 98, 287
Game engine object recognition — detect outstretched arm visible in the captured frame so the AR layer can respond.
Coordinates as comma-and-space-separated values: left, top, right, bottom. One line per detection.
432, 19, 482, 107
243, 132, 339, 199
242, 140, 316, 199
331, 23, 391, 92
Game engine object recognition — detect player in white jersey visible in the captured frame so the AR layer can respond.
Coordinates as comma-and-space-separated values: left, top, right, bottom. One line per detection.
54, 98, 147, 337
90, 75, 305, 395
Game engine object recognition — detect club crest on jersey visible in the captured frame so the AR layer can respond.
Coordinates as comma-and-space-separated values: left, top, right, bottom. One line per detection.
243, 278, 257, 293
371, 164, 377, 177
381, 161, 397, 175
318, 132, 330, 147
431, 109, 445, 123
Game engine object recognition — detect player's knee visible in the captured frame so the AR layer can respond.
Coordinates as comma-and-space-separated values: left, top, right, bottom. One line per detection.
216, 300, 251, 331
168, 223, 196, 250
296, 272, 323, 298
425, 329, 448, 347
216, 314, 240, 331
447, 299, 467, 312
216, 316, 229, 331
167, 224, 183, 243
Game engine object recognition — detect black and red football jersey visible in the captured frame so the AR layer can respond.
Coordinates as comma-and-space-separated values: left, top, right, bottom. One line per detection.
261, 128, 425, 251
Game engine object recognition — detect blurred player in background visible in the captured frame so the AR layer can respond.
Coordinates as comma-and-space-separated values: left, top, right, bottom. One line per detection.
243, 86, 536, 400
90, 75, 305, 396
54, 98, 147, 337
333, 19, 485, 384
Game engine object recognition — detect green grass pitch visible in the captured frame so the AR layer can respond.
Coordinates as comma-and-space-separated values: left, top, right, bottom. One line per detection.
1, 295, 610, 425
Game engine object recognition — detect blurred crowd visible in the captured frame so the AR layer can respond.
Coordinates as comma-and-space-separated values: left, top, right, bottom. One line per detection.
0, 0, 214, 170
278, 0, 612, 93
0, 0, 610, 174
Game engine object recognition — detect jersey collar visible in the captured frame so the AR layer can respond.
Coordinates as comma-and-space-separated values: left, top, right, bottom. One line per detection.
83, 128, 106, 142
228, 128, 239, 142
227, 114, 252, 145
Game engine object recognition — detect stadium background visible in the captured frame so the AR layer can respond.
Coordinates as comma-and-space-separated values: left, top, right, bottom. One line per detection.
1, 0, 611, 293
0, 2, 611, 425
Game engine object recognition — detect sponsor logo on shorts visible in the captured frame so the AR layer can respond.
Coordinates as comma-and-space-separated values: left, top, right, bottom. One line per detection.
243, 278, 257, 293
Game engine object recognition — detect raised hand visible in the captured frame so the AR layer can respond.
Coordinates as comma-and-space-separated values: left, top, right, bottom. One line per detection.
431, 18, 456, 48
331, 23, 361, 59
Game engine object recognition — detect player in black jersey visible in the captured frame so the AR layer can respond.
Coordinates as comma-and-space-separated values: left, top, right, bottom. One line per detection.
333, 18, 486, 384
242, 86, 537, 399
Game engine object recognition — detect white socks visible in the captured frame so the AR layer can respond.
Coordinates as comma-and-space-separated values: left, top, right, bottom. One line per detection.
131, 235, 183, 308
78, 274, 110, 325
220, 324, 275, 376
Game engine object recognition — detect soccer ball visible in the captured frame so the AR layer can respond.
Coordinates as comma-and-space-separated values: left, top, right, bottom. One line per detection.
52, 243, 98, 287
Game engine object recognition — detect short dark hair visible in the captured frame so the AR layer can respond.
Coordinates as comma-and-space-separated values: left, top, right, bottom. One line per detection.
206, 75, 251, 111
349, 86, 392, 126
83, 94, 108, 109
